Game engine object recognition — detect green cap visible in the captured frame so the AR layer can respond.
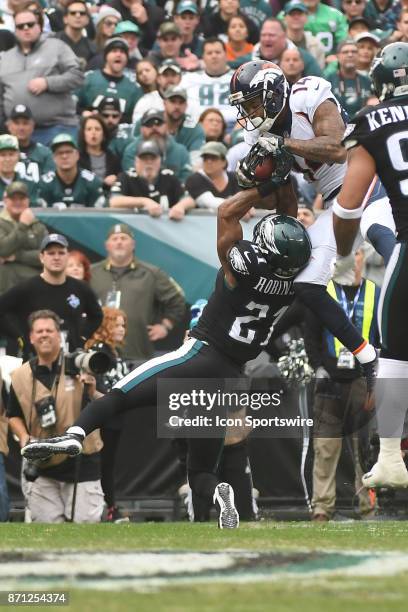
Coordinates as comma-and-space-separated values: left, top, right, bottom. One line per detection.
0, 134, 19, 151
107, 223, 134, 238
200, 141, 228, 159
114, 20, 140, 36
50, 133, 78, 151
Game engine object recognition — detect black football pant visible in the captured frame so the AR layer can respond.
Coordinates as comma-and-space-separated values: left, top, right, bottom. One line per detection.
74, 339, 242, 504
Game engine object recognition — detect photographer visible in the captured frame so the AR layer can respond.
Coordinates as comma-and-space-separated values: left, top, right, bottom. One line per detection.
7, 310, 105, 523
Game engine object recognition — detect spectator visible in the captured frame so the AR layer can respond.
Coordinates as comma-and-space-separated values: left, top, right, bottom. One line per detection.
131, 60, 161, 122
355, 31, 380, 75
395, 7, 408, 42
0, 135, 38, 204
326, 40, 371, 117
199, 108, 227, 144
0, 233, 103, 357
131, 58, 181, 122
78, 114, 121, 190
252, 18, 322, 77
342, 0, 370, 25
239, 0, 273, 31
297, 202, 315, 228
181, 38, 237, 130
44, 0, 95, 38
283, 1, 325, 70
7, 104, 54, 184
364, 0, 398, 33
225, 15, 254, 69
114, 20, 143, 75
97, 97, 130, 161
148, 21, 200, 71
280, 47, 305, 84
53, 0, 97, 69
0, 369, 9, 522
106, 0, 163, 51
7, 309, 104, 523
84, 306, 130, 522
122, 109, 192, 183
94, 6, 121, 53
66, 249, 91, 283
303, 0, 348, 56
0, 181, 47, 292
347, 15, 371, 37
185, 141, 240, 211
90, 223, 186, 360
0, 0, 25, 31
201, 0, 259, 46
305, 250, 380, 521
110, 138, 194, 219
37, 133, 106, 208
0, 8, 84, 146
23, 0, 52, 36
76, 37, 141, 124
173, 0, 204, 59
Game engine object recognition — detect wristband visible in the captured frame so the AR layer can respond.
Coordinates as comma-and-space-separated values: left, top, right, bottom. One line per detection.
332, 198, 364, 220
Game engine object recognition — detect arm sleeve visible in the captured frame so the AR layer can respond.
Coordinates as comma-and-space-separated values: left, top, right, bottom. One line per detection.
153, 270, 186, 325
6, 385, 25, 420
45, 41, 84, 93
81, 284, 103, 342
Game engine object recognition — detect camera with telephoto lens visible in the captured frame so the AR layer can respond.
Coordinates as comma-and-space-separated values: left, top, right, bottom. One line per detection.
34, 395, 57, 428
64, 348, 111, 376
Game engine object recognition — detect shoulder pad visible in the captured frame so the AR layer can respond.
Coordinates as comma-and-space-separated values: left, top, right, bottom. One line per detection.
80, 169, 96, 182
227, 240, 261, 279
161, 169, 175, 176
290, 76, 338, 120
41, 171, 55, 183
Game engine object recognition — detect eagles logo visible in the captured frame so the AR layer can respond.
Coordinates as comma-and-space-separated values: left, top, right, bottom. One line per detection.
228, 247, 249, 275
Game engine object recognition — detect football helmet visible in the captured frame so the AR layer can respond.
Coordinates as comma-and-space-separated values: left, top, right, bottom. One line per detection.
370, 42, 408, 101
229, 60, 289, 132
252, 214, 311, 278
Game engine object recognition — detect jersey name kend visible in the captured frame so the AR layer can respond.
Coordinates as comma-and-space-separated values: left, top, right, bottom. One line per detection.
253, 276, 293, 296
364, 105, 408, 131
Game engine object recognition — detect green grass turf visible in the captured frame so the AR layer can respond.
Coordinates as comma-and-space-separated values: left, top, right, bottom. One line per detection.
1, 522, 408, 612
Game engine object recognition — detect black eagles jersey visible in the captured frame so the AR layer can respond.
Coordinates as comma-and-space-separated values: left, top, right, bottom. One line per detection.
190, 240, 295, 365
343, 98, 408, 238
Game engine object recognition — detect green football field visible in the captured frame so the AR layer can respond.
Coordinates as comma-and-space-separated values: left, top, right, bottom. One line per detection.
1, 522, 408, 612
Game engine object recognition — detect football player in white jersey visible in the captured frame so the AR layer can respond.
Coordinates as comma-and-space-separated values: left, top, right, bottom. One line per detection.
228, 60, 388, 393
181, 38, 237, 131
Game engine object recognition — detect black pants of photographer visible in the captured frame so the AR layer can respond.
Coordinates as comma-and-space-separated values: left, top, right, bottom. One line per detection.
72, 340, 241, 507
312, 377, 373, 519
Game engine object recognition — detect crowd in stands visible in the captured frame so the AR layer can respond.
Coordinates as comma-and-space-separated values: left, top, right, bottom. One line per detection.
0, 0, 401, 214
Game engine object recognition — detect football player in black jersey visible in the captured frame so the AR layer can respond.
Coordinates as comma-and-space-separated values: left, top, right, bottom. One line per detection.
21, 184, 311, 529
333, 42, 408, 489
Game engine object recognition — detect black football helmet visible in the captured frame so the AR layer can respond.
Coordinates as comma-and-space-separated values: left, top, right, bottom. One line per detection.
370, 42, 408, 101
252, 214, 311, 278
229, 60, 289, 132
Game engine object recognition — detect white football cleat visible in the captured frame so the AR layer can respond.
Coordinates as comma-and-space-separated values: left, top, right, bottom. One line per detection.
21, 433, 83, 461
363, 459, 408, 489
213, 482, 239, 529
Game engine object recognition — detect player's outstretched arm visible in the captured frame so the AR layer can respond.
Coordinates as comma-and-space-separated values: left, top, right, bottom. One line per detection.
333, 146, 376, 255
284, 100, 346, 164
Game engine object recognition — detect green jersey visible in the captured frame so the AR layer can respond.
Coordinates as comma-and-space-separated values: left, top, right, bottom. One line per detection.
326, 72, 372, 118
240, 0, 272, 29
16, 141, 55, 184
37, 169, 106, 208
131, 114, 205, 154
76, 70, 142, 123
108, 124, 133, 163
305, 3, 348, 55
0, 172, 38, 204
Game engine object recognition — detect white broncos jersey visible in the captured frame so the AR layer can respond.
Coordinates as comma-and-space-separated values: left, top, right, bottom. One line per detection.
246, 76, 346, 202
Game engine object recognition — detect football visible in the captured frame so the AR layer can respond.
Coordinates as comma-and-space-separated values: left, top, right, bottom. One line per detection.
254, 154, 276, 181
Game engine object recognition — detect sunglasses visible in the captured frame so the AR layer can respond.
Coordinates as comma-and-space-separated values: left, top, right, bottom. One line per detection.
344, 0, 363, 4
15, 21, 37, 30
144, 119, 164, 127
68, 9, 87, 16
104, 19, 118, 27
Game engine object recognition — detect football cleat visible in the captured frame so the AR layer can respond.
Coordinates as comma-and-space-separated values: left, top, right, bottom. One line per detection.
362, 458, 408, 489
213, 482, 239, 529
21, 433, 83, 461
